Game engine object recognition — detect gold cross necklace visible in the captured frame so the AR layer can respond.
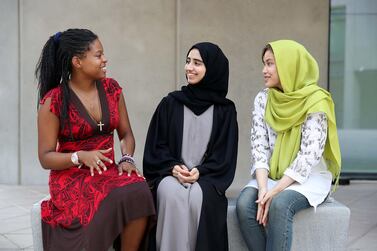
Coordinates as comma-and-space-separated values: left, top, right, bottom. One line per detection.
71, 85, 104, 131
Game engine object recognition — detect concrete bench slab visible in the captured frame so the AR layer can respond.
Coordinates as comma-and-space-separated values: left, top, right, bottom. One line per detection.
227, 197, 350, 251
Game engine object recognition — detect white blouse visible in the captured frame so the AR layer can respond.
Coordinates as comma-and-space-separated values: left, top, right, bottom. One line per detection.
245, 89, 333, 208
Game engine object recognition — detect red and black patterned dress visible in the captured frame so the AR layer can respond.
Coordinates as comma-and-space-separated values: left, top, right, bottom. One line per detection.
40, 78, 155, 251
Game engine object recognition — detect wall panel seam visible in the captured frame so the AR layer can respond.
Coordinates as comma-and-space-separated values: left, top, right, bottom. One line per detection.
175, 0, 181, 90
17, 0, 22, 184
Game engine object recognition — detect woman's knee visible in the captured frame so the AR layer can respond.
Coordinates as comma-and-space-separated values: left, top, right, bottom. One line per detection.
236, 187, 258, 218
157, 176, 185, 203
269, 190, 306, 216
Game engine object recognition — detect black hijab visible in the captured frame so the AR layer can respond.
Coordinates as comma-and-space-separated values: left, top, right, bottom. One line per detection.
170, 42, 233, 115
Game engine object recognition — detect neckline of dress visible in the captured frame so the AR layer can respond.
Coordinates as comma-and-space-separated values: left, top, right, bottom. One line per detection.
69, 80, 110, 133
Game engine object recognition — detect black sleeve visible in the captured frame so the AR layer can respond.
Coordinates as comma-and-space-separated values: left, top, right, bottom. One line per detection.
143, 97, 183, 187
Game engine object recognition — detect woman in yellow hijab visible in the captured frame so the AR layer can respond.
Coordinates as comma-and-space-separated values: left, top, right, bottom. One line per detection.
236, 40, 341, 251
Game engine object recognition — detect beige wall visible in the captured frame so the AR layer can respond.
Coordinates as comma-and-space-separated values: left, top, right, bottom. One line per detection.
0, 0, 329, 189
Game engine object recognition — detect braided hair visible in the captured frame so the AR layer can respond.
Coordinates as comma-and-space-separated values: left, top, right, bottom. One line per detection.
35, 28, 98, 130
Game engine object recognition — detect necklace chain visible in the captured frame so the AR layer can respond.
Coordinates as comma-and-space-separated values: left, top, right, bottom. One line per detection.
71, 85, 104, 131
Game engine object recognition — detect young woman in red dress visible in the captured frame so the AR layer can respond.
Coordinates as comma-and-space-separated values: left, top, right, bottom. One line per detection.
36, 28, 155, 251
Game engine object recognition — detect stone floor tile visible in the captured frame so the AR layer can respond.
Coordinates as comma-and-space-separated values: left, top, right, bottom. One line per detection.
22, 247, 34, 251
0, 206, 29, 220
0, 200, 11, 210
8, 228, 32, 235
0, 215, 31, 234
348, 228, 377, 251
3, 233, 33, 249
0, 235, 19, 249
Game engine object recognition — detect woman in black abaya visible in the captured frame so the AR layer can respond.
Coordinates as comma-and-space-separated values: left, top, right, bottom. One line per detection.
143, 42, 238, 251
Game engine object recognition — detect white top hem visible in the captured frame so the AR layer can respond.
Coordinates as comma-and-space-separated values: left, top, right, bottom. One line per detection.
245, 158, 332, 208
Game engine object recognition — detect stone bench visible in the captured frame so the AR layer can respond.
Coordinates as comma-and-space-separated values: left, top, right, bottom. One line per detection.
227, 197, 350, 251
30, 197, 47, 251
32, 196, 350, 251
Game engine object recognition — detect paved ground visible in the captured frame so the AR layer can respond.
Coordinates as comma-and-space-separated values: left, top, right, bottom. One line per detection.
0, 185, 47, 250
331, 181, 377, 251
0, 180, 376, 250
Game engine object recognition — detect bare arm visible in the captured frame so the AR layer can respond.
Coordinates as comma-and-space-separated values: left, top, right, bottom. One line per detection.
256, 168, 268, 191
116, 93, 141, 176
37, 98, 74, 170
116, 93, 135, 156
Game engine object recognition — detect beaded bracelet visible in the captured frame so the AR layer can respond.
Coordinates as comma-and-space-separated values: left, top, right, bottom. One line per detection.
118, 153, 135, 166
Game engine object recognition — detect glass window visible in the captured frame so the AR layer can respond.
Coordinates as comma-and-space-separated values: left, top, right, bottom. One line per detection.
330, 0, 377, 175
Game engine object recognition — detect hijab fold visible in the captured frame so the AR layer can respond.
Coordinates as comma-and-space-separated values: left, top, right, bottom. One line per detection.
265, 40, 341, 182
170, 42, 233, 115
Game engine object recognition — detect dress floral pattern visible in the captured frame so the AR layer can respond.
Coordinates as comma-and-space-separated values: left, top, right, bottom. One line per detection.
40, 78, 145, 227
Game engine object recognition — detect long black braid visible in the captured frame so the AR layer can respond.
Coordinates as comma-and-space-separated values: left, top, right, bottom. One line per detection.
35, 28, 98, 132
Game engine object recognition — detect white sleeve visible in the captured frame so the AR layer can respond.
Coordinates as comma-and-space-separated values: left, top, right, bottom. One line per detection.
250, 90, 271, 175
284, 112, 328, 184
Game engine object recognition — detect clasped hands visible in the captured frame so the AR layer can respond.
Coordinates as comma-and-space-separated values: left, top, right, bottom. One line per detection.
77, 148, 142, 177
255, 187, 279, 227
172, 164, 199, 184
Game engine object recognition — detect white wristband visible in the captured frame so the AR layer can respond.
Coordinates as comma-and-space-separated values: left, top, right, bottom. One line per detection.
71, 152, 80, 165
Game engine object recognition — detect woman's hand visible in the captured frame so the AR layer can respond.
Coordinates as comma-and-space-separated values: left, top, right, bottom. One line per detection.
256, 187, 268, 225
179, 167, 200, 184
255, 169, 269, 224
257, 188, 280, 226
172, 165, 190, 179
77, 148, 113, 176
258, 175, 296, 226
172, 165, 200, 184
118, 161, 143, 177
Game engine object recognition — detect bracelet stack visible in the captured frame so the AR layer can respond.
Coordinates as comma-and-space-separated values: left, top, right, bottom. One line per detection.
118, 153, 135, 166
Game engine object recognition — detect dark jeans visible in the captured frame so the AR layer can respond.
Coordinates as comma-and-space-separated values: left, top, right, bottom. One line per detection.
236, 187, 310, 251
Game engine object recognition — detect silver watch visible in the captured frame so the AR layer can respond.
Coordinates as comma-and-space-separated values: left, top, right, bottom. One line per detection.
71, 152, 80, 165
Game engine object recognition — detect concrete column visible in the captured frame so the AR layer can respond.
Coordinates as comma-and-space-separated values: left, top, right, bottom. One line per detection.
0, 0, 20, 184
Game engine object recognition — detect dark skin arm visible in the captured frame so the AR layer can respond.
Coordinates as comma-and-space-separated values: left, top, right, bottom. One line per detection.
116, 93, 142, 177
38, 93, 141, 177
38, 97, 112, 176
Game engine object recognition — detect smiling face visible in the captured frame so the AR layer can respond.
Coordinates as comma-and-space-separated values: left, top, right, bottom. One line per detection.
73, 38, 108, 80
185, 48, 206, 85
262, 49, 282, 90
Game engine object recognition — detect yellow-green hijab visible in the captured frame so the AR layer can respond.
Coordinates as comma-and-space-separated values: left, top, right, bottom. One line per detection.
265, 40, 341, 182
